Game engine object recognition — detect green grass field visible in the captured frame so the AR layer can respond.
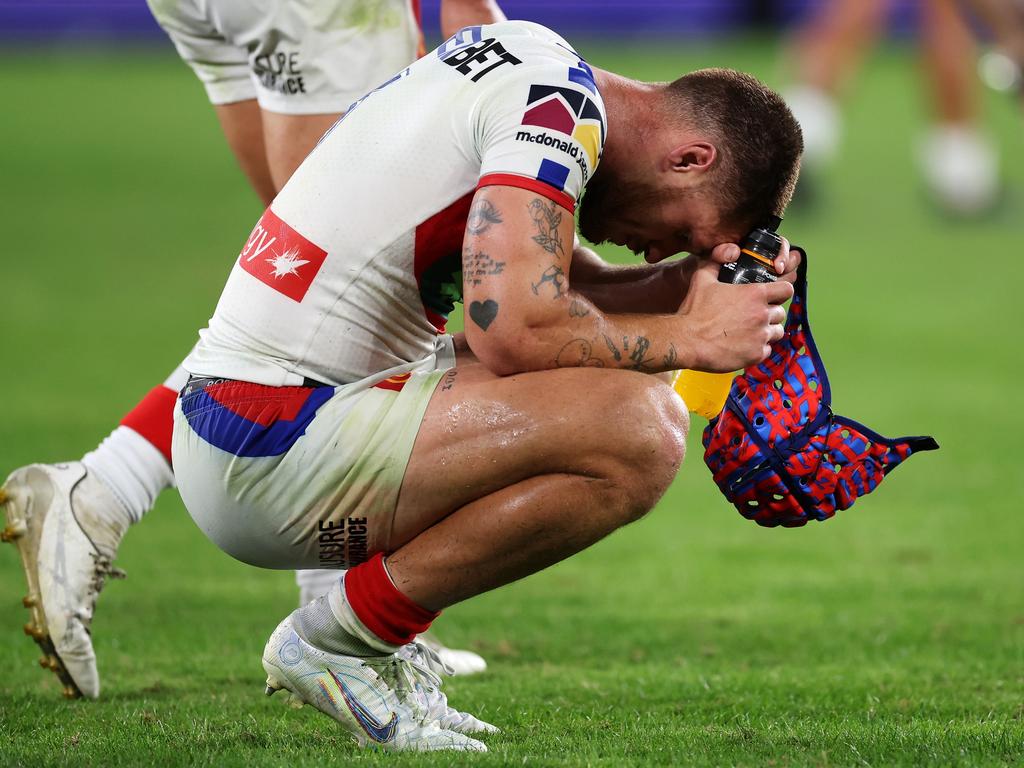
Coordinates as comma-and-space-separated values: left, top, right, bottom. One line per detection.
1, 37, 1022, 767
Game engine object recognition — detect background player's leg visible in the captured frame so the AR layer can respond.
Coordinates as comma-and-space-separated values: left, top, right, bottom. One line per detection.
259, 111, 341, 193
213, 100, 279, 207
1, 360, 186, 699
783, 0, 888, 175
82, 364, 186, 522
917, 0, 999, 213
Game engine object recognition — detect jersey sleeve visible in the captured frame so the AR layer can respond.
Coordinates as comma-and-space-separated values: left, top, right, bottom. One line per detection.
471, 52, 607, 213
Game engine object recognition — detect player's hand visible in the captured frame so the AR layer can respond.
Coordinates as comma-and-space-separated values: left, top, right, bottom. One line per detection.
709, 237, 801, 286
677, 260, 793, 372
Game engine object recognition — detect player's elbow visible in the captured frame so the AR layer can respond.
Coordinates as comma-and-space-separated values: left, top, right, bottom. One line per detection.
465, 322, 548, 377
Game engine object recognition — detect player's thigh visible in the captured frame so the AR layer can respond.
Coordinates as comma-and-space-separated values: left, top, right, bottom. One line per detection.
391, 363, 689, 549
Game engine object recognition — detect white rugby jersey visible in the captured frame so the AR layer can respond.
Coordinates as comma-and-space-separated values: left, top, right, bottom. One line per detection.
185, 21, 608, 386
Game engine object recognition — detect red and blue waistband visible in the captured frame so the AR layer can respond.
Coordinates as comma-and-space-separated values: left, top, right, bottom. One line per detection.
179, 376, 335, 458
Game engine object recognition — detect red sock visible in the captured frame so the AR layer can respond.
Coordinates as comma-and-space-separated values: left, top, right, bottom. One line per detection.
345, 553, 439, 646
119, 385, 178, 465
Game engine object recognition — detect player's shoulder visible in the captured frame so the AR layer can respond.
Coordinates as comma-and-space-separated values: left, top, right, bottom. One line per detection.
437, 21, 599, 96
483, 20, 580, 56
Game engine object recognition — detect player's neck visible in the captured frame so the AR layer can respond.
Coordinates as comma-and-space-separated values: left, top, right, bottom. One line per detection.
592, 68, 663, 179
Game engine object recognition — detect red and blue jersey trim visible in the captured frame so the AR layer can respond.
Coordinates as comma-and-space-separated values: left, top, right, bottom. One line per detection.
180, 379, 335, 458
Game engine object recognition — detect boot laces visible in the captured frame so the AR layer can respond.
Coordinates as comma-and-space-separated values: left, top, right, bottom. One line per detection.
362, 652, 439, 727
89, 553, 126, 596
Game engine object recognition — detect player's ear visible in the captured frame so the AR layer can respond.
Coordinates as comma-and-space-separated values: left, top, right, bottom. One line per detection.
666, 141, 716, 174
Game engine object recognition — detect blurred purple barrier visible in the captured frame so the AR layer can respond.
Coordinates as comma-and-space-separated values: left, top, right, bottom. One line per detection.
0, 0, 921, 43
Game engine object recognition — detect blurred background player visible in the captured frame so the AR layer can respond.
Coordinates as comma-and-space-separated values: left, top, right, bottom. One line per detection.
965, 0, 1024, 101
1, 0, 504, 700
783, 0, 1002, 215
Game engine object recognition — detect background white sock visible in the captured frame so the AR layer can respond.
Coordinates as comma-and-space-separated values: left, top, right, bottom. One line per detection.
82, 426, 174, 524
296, 568, 342, 606
784, 85, 841, 170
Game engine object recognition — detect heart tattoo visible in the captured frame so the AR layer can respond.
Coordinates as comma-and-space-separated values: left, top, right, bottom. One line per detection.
469, 299, 499, 331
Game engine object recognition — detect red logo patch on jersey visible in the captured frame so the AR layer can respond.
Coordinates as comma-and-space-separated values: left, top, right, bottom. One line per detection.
238, 208, 327, 302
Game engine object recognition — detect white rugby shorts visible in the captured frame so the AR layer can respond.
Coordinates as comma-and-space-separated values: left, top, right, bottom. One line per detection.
146, 0, 424, 113
172, 339, 453, 570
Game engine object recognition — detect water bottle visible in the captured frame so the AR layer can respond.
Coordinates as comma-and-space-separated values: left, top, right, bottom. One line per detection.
674, 217, 784, 418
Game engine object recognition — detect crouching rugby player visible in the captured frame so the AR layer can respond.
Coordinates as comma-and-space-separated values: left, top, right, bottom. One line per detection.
172, 21, 802, 751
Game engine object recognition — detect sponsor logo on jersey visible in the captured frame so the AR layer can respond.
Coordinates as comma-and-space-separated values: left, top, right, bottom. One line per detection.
516, 130, 588, 185
238, 208, 327, 302
438, 26, 522, 81
518, 77, 605, 180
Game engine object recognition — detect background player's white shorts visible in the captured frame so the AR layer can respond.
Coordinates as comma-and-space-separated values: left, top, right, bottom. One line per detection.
171, 343, 453, 570
146, 0, 423, 114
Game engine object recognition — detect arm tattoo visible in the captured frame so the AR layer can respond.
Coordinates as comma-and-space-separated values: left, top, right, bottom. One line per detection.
531, 265, 566, 299
603, 333, 660, 371
554, 339, 605, 368
468, 299, 499, 331
663, 343, 679, 369
463, 248, 506, 287
527, 198, 565, 257
602, 334, 621, 362
466, 199, 502, 235
627, 336, 656, 372
569, 299, 590, 318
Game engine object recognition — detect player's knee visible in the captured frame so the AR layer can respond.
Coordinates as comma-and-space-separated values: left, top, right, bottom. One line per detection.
603, 375, 689, 519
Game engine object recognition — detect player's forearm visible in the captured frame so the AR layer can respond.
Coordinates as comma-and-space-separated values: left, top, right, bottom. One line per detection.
440, 0, 507, 40
570, 245, 693, 314
469, 290, 688, 376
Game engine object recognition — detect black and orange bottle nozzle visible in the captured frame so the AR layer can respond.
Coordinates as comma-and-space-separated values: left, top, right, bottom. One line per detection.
718, 215, 784, 285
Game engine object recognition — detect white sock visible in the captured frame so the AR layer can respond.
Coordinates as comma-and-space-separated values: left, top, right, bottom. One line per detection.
327, 572, 401, 655
82, 426, 174, 524
783, 85, 840, 169
79, 363, 187, 524
919, 123, 998, 213
296, 568, 343, 606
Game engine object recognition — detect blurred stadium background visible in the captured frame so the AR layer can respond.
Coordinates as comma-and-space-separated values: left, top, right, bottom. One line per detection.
1, 1, 1022, 765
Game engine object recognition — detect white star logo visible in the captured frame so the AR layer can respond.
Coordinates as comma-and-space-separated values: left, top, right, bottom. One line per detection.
266, 247, 310, 278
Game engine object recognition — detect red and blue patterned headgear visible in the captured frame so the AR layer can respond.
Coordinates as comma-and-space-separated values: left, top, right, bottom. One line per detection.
702, 251, 938, 527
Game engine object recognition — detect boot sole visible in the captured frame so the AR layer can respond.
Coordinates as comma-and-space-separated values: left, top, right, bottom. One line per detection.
1, 472, 84, 699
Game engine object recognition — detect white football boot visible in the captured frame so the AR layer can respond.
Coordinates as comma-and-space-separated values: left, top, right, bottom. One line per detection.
397, 640, 498, 734
297, 568, 488, 676
262, 614, 489, 752
1, 463, 128, 698
919, 124, 999, 215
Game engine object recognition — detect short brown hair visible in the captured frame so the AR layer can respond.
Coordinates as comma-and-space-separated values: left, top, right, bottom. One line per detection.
665, 68, 803, 228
